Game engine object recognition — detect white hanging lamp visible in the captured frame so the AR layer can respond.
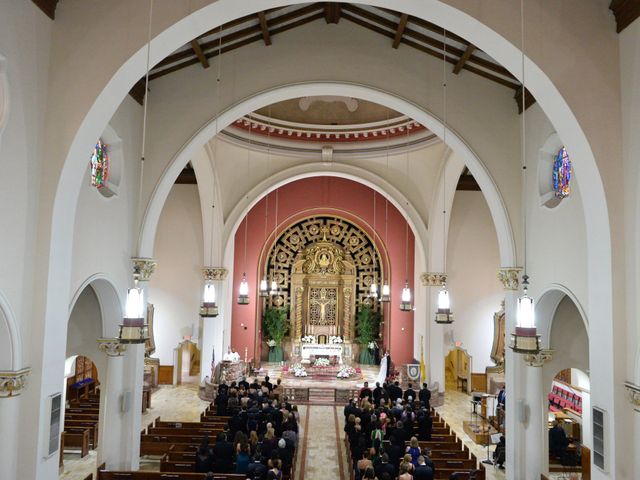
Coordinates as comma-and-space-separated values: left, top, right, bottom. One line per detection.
510, 0, 540, 354
269, 278, 279, 296
119, 0, 153, 344
200, 283, 219, 317
369, 189, 379, 299
434, 33, 454, 325
259, 278, 269, 298
380, 282, 391, 303
400, 281, 412, 311
237, 273, 250, 305
381, 190, 391, 303
260, 113, 273, 298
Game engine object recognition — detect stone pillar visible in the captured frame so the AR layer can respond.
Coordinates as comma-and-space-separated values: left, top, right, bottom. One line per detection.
497, 267, 525, 479
522, 350, 553, 480
96, 339, 126, 469
0, 368, 30, 480
421, 273, 447, 391
200, 267, 228, 381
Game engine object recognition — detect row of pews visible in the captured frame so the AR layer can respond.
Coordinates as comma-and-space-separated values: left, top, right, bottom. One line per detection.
98, 403, 296, 480
345, 408, 486, 480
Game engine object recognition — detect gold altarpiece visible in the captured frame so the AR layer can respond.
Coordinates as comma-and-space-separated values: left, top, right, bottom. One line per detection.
290, 235, 357, 340
263, 216, 383, 361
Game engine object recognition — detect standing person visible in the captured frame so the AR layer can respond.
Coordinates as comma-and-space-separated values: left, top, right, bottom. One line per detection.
418, 383, 431, 409
376, 351, 390, 385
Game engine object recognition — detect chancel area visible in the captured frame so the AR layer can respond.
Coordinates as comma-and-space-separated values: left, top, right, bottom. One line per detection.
1, 2, 640, 480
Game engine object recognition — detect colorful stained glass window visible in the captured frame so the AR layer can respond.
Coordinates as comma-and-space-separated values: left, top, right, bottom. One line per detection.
552, 146, 571, 198
90, 139, 109, 189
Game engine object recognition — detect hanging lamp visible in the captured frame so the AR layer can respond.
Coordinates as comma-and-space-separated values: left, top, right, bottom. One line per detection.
369, 190, 379, 299
381, 140, 391, 303
435, 29, 454, 325
510, 0, 540, 354
201, 26, 223, 318
237, 121, 251, 305
270, 188, 280, 297
399, 115, 412, 311
119, 0, 154, 343
260, 110, 273, 298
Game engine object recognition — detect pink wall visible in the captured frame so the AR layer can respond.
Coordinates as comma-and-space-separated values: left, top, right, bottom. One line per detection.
231, 177, 415, 365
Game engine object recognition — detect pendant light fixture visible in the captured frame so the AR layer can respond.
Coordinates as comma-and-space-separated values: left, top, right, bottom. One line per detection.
400, 137, 413, 312
435, 29, 453, 324
260, 110, 272, 298
381, 122, 391, 303
119, 0, 154, 343
270, 188, 279, 297
201, 26, 223, 318
510, 0, 540, 354
237, 113, 252, 305
369, 189, 379, 299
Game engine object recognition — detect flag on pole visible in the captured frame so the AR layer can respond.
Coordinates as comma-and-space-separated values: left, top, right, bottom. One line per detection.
420, 335, 427, 383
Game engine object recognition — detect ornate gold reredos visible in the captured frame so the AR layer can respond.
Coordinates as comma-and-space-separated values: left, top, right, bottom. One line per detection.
302, 243, 346, 275
265, 216, 383, 308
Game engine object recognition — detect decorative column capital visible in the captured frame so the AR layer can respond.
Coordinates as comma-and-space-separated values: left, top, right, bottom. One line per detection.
624, 381, 640, 409
0, 367, 31, 397
524, 349, 553, 367
132, 257, 157, 282
497, 267, 523, 291
97, 338, 127, 357
420, 272, 447, 287
203, 267, 228, 281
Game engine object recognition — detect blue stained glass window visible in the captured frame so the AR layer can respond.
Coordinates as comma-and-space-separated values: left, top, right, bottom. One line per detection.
553, 146, 571, 198
90, 139, 110, 189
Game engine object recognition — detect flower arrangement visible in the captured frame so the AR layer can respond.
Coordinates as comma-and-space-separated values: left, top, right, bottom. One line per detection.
314, 357, 331, 368
336, 366, 356, 379
301, 335, 315, 344
367, 341, 377, 350
329, 335, 343, 344
291, 363, 307, 377
267, 339, 277, 348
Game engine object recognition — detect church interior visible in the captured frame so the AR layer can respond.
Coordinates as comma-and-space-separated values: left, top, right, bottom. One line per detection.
1, 1, 639, 480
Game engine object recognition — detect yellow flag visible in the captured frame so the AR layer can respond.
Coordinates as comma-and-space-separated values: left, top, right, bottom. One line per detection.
420, 335, 426, 383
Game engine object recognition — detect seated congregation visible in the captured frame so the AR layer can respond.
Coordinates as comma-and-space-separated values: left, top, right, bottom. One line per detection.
343, 381, 489, 480
98, 376, 298, 480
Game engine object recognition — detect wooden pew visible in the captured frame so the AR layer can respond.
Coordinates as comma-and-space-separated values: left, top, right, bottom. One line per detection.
62, 428, 90, 458
65, 419, 99, 448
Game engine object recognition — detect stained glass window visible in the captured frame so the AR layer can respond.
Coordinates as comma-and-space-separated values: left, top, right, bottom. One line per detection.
90, 139, 110, 189
552, 146, 571, 198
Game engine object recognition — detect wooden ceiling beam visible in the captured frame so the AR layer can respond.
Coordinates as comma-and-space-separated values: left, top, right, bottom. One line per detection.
149, 11, 324, 81
324, 3, 342, 24
514, 86, 536, 114
190, 40, 210, 68
128, 79, 146, 106
610, 0, 640, 33
195, 6, 290, 40
258, 12, 272, 46
31, 0, 59, 20
452, 44, 476, 74
392, 13, 409, 49
341, 11, 518, 89
342, 4, 516, 81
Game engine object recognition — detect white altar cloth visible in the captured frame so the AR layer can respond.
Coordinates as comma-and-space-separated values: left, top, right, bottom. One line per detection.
301, 343, 343, 364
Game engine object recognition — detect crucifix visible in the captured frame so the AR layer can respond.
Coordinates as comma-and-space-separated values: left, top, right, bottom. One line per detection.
310, 288, 337, 325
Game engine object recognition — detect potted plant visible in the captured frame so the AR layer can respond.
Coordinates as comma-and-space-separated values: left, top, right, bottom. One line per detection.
263, 306, 289, 362
356, 304, 381, 364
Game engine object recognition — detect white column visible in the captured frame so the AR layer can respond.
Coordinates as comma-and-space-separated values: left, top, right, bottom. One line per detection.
0, 368, 30, 480
96, 340, 126, 469
498, 268, 525, 479
422, 273, 446, 392
523, 350, 553, 480
121, 343, 144, 469
199, 267, 228, 382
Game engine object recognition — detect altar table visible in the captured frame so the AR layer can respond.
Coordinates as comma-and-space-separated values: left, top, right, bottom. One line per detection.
301, 343, 343, 363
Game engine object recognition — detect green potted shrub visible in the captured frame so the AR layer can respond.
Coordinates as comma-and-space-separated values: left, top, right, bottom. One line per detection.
263, 306, 289, 362
356, 304, 381, 364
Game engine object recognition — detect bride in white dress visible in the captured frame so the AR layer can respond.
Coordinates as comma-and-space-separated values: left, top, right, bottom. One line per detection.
376, 352, 390, 386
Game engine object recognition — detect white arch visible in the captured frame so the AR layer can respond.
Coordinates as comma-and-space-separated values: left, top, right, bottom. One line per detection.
69, 274, 123, 339
138, 82, 516, 269
535, 283, 589, 348
219, 163, 430, 268
0, 289, 21, 370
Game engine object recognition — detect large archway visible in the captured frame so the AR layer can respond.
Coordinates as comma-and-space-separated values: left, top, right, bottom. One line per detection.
31, 2, 616, 479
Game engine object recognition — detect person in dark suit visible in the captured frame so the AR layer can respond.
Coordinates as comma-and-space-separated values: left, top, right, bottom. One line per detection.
403, 383, 417, 403
373, 382, 384, 406
549, 422, 568, 462
194, 443, 213, 473
417, 409, 433, 441
263, 375, 273, 392
359, 382, 373, 402
413, 455, 434, 480
418, 383, 431, 409
375, 453, 397, 480
212, 432, 234, 472
385, 436, 403, 472
246, 452, 268, 480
